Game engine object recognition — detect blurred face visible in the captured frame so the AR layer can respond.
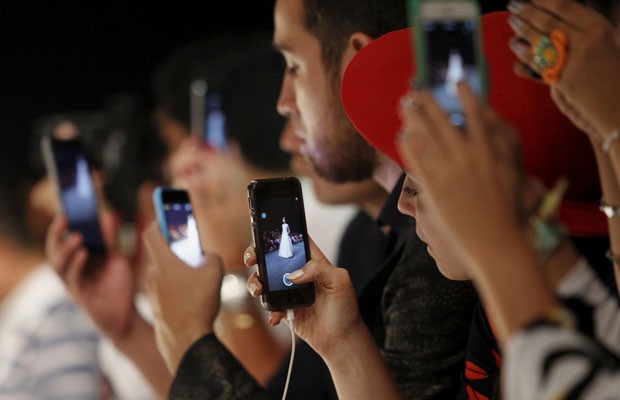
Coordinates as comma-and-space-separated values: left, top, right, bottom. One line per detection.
398, 175, 470, 281
273, 0, 376, 183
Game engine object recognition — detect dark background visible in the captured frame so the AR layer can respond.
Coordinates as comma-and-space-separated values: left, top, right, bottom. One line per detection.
0, 2, 276, 178
0, 1, 512, 181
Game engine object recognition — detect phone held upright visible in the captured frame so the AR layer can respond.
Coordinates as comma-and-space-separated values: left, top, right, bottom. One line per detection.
152, 186, 205, 268
247, 177, 315, 311
41, 135, 106, 254
409, 0, 487, 126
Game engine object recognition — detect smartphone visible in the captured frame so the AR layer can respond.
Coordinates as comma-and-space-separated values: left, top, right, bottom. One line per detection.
189, 79, 228, 152
41, 136, 106, 253
247, 177, 315, 310
410, 0, 487, 126
152, 187, 204, 268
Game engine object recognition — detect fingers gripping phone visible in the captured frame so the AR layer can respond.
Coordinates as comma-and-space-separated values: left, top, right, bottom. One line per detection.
410, 0, 487, 126
247, 177, 315, 310
41, 136, 106, 254
153, 187, 205, 268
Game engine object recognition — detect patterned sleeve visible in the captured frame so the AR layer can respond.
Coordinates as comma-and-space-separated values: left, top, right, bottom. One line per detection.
380, 233, 478, 399
170, 334, 276, 400
503, 321, 620, 400
557, 258, 620, 353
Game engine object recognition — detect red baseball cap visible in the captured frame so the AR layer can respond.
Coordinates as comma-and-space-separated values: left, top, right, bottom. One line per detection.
341, 11, 605, 236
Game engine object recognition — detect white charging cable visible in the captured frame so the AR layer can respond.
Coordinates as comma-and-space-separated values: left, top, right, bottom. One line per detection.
282, 309, 296, 400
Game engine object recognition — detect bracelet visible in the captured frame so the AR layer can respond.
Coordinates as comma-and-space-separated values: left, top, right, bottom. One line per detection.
525, 306, 577, 333
602, 128, 620, 153
599, 198, 620, 218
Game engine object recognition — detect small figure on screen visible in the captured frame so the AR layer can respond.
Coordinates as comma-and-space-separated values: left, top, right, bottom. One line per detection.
445, 49, 465, 98
278, 217, 294, 258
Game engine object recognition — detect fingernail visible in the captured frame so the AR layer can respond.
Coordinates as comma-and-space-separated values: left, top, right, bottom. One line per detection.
287, 269, 304, 280
507, 1, 522, 13
509, 37, 529, 59
243, 252, 251, 264
400, 94, 415, 110
508, 15, 523, 30
248, 283, 258, 296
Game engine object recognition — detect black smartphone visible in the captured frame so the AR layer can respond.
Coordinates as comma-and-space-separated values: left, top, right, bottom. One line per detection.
247, 177, 315, 310
410, 0, 487, 126
152, 187, 204, 268
41, 136, 106, 253
190, 79, 228, 152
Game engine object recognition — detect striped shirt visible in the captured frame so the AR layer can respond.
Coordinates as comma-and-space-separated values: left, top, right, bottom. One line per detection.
504, 260, 620, 399
0, 264, 103, 399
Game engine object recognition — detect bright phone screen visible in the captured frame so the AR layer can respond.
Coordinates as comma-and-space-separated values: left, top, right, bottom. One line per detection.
162, 201, 204, 268
422, 18, 481, 126
256, 196, 309, 291
54, 144, 105, 251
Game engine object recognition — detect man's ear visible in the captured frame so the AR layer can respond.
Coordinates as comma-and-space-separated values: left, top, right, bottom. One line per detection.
340, 32, 374, 74
350, 32, 374, 52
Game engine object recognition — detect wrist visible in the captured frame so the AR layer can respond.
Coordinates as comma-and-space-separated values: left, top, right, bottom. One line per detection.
111, 311, 149, 351
322, 318, 372, 368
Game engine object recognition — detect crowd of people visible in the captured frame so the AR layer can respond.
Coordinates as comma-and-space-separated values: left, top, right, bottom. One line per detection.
3, 0, 620, 399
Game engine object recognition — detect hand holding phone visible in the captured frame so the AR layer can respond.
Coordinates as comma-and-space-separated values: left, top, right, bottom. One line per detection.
247, 177, 315, 310
153, 187, 204, 268
410, 0, 487, 126
41, 136, 106, 253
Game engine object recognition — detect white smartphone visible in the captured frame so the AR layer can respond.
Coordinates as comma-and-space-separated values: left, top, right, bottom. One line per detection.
410, 0, 487, 126
153, 187, 204, 268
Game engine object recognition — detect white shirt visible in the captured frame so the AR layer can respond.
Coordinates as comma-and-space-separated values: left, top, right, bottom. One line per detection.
0, 264, 103, 399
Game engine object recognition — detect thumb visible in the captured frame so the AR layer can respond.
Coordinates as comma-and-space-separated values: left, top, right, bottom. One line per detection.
99, 209, 118, 250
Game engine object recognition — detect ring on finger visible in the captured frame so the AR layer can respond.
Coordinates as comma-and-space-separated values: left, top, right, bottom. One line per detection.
531, 30, 568, 84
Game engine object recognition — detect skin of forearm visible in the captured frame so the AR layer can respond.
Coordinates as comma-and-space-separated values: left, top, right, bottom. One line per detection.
112, 313, 173, 399
465, 227, 559, 348
591, 138, 620, 291
324, 321, 404, 400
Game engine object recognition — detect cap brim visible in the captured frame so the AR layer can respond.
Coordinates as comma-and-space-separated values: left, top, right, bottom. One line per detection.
341, 11, 605, 236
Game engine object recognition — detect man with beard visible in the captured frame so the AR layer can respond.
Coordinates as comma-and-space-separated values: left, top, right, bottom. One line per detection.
143, 0, 478, 398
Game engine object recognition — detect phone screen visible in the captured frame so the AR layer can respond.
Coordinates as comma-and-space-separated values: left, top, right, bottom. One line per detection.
189, 80, 228, 152
160, 194, 204, 268
256, 196, 310, 292
52, 140, 105, 252
421, 18, 482, 126
204, 92, 228, 152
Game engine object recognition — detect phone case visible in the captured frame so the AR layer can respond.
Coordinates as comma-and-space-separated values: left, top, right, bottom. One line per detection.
408, 0, 488, 98
247, 177, 315, 310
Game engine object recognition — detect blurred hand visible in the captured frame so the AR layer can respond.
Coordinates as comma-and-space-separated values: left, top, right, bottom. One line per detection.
243, 239, 365, 361
397, 84, 525, 269
169, 137, 250, 271
509, 0, 620, 136
45, 214, 137, 342
143, 222, 224, 373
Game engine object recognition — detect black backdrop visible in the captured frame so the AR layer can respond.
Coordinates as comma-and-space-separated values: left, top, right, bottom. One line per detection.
0, 2, 276, 179
0, 1, 507, 181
